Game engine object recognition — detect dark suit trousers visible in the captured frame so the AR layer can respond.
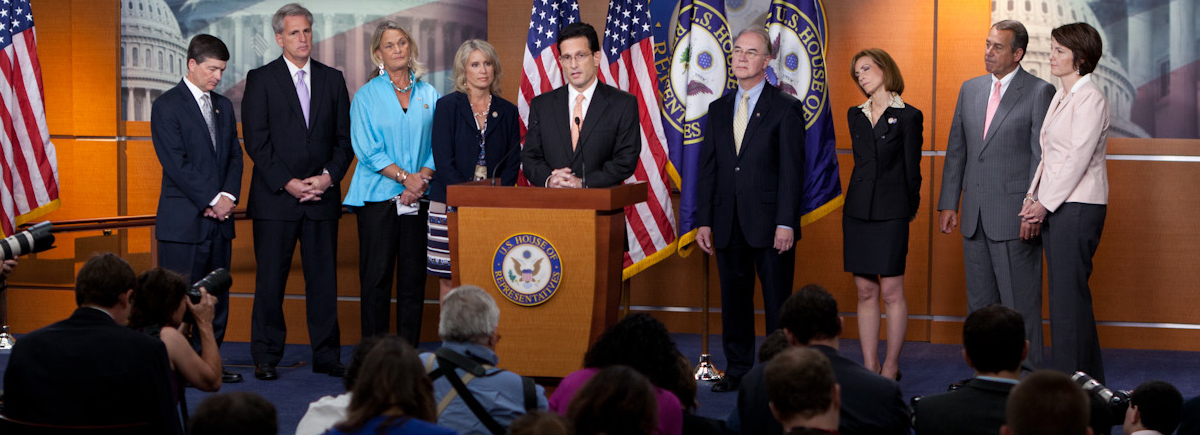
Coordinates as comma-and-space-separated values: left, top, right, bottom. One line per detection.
250, 217, 341, 367
1043, 202, 1106, 383
158, 228, 232, 348
962, 214, 1045, 369
355, 199, 428, 346
715, 213, 795, 379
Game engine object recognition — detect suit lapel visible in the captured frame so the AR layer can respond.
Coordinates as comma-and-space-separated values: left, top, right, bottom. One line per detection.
576, 83, 609, 159
456, 93, 478, 133
982, 70, 1027, 149
307, 63, 324, 134
1045, 87, 1072, 127
273, 57, 307, 131
177, 80, 217, 156
738, 84, 774, 159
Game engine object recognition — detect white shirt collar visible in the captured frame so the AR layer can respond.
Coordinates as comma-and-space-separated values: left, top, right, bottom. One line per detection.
857, 92, 905, 123
1069, 73, 1092, 94
181, 76, 209, 106
568, 78, 599, 107
567, 77, 599, 122
285, 57, 312, 82
990, 65, 1020, 90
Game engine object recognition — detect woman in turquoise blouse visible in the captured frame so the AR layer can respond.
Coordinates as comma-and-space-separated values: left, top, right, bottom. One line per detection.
344, 20, 440, 346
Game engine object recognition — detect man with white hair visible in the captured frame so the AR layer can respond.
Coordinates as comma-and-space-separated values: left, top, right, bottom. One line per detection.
420, 285, 548, 435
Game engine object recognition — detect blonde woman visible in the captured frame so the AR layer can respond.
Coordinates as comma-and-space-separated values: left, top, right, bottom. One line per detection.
427, 40, 520, 298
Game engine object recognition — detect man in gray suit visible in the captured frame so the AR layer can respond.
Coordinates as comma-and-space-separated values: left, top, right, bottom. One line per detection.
938, 20, 1055, 370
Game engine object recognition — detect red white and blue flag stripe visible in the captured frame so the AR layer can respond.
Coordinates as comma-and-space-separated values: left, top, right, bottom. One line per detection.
599, 0, 677, 278
0, 0, 59, 236
517, 0, 580, 187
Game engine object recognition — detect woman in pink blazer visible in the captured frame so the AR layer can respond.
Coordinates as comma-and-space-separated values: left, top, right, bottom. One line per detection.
1019, 22, 1109, 383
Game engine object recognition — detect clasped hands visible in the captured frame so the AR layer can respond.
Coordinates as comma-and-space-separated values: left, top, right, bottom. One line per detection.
548, 168, 584, 189
283, 173, 334, 203
1017, 199, 1048, 240
203, 195, 236, 221
396, 171, 430, 206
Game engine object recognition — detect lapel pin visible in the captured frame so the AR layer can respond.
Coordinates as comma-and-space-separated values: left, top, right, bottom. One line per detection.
887, 117, 897, 124
492, 111, 498, 118
215, 109, 220, 114
755, 113, 761, 118
424, 104, 429, 109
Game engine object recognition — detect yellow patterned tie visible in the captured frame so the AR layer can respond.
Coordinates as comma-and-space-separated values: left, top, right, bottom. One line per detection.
572, 94, 584, 151
733, 92, 750, 154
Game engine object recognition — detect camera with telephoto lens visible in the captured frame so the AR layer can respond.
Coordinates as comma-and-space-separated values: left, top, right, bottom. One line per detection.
1, 222, 55, 260
1073, 371, 1131, 428
187, 268, 231, 304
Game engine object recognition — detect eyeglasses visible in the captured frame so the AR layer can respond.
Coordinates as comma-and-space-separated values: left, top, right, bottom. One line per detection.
732, 48, 762, 59
559, 52, 593, 64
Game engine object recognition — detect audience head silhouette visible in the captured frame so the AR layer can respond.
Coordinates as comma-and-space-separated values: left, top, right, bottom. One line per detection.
128, 267, 189, 329
75, 252, 138, 325
963, 304, 1028, 375
189, 392, 278, 435
336, 336, 436, 432
779, 284, 842, 345
766, 347, 840, 431
1003, 370, 1091, 435
439, 285, 500, 345
1123, 380, 1183, 435
568, 365, 658, 435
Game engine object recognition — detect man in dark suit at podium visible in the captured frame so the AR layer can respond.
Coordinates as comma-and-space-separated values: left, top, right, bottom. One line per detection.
696, 27, 806, 392
150, 34, 243, 384
521, 22, 640, 189
3, 253, 182, 434
241, 3, 354, 381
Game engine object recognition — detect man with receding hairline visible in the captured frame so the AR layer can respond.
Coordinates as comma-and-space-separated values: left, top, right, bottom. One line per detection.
697, 27, 806, 393
938, 20, 1055, 372
766, 347, 841, 435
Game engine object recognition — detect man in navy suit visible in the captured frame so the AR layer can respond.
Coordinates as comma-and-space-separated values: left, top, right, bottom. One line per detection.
151, 34, 243, 384
521, 22, 640, 189
696, 27, 806, 392
242, 3, 354, 381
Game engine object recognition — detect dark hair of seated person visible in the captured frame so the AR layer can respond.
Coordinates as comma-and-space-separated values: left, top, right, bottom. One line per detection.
583, 313, 690, 405
189, 391, 278, 435
336, 335, 437, 432
509, 410, 574, 435
568, 365, 659, 435
75, 252, 136, 308
343, 335, 383, 392
963, 304, 1026, 374
759, 329, 791, 363
1006, 370, 1090, 435
1130, 380, 1184, 435
128, 267, 188, 330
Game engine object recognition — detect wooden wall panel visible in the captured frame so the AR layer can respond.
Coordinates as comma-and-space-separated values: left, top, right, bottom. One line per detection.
34, 0, 76, 136
933, 0, 992, 151
69, 0, 121, 137
826, 0, 936, 151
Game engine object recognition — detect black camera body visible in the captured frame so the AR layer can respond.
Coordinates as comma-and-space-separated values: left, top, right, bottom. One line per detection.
1, 221, 55, 260
187, 268, 232, 304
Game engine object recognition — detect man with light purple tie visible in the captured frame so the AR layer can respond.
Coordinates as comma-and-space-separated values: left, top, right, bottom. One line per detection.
242, 3, 354, 381
937, 20, 1055, 371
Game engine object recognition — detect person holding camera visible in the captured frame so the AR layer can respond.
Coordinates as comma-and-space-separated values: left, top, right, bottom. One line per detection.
129, 267, 225, 394
151, 33, 243, 384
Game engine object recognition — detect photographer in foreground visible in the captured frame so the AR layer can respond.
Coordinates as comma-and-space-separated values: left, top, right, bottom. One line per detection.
129, 267, 224, 393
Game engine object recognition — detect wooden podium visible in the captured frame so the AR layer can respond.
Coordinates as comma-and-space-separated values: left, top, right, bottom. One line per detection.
447, 181, 646, 378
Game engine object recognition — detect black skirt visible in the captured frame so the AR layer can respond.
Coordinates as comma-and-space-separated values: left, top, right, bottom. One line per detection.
843, 214, 910, 276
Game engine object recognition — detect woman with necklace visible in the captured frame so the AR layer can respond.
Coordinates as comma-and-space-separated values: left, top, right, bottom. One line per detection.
1020, 22, 1109, 382
344, 21, 440, 346
427, 40, 521, 299
844, 48, 923, 380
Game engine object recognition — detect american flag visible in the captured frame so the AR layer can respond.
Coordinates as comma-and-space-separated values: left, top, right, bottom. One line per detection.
599, 0, 677, 279
0, 0, 58, 237
517, 0, 580, 186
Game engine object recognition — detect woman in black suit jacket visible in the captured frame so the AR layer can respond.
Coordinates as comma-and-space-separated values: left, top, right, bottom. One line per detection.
845, 48, 923, 380
428, 39, 521, 298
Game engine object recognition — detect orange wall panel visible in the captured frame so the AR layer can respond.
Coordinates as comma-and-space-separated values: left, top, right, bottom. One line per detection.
934, 0, 992, 151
